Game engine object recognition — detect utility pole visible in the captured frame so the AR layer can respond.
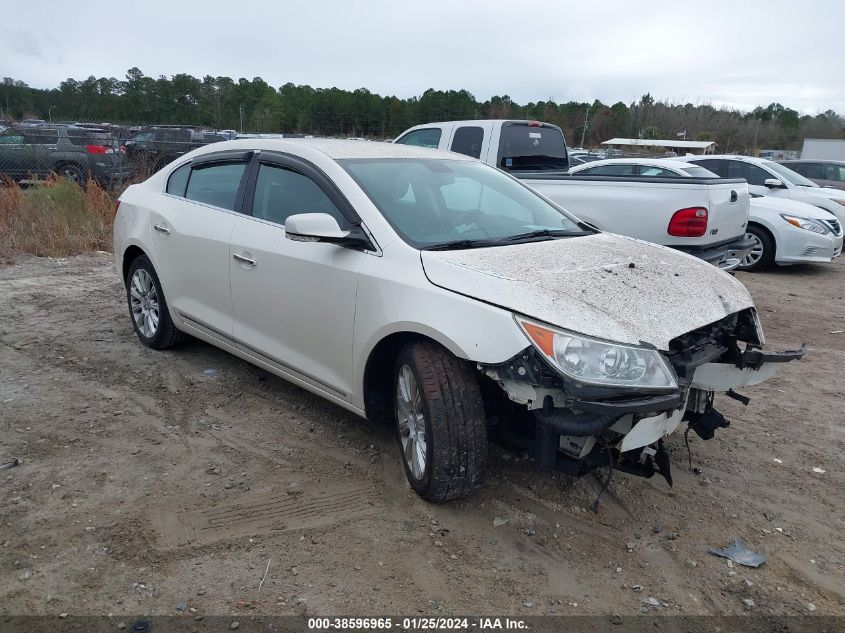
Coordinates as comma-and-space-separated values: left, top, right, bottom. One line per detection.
753, 118, 760, 152
239, 104, 245, 133
49, 106, 55, 123
579, 107, 590, 149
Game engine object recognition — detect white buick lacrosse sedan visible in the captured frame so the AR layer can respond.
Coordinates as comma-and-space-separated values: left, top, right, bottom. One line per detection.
114, 139, 802, 502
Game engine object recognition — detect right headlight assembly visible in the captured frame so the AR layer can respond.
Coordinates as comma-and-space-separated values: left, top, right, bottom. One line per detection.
780, 214, 830, 234
516, 317, 678, 390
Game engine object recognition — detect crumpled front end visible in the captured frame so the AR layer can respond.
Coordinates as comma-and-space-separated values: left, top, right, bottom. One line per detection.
479, 308, 804, 486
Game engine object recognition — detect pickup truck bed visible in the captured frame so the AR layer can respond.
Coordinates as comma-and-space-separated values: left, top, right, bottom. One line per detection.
521, 173, 755, 269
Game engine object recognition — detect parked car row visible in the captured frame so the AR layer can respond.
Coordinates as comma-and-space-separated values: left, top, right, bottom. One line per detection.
571, 157, 843, 271
395, 119, 756, 271
0, 122, 230, 185
114, 133, 804, 502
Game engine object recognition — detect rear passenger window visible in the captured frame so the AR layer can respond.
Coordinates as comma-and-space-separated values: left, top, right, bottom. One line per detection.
23, 131, 59, 144
692, 159, 722, 175
450, 126, 484, 159
166, 163, 190, 196
802, 163, 823, 179
251, 163, 346, 227
584, 164, 637, 176
185, 162, 246, 210
395, 128, 442, 149
639, 166, 679, 177
826, 164, 845, 181
725, 161, 769, 186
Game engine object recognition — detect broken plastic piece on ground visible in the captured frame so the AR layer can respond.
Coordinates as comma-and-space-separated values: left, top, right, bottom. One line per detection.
0, 458, 19, 471
709, 538, 767, 567
812, 467, 825, 474
203, 368, 218, 375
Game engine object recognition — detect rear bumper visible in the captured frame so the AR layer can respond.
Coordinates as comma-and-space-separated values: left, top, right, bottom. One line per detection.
674, 235, 757, 271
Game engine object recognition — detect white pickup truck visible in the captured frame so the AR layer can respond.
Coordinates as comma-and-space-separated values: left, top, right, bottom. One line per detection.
395, 120, 754, 269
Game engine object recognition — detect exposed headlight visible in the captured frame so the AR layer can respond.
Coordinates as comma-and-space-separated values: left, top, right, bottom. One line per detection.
780, 214, 830, 234
516, 317, 678, 389
751, 308, 766, 346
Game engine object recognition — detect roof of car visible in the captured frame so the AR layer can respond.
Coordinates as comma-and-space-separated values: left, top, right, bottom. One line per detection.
196, 137, 475, 161
779, 158, 845, 164
675, 154, 767, 164
572, 157, 699, 171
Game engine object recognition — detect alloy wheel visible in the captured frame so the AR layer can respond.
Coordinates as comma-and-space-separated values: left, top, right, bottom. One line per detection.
130, 269, 160, 338
740, 232, 764, 267
396, 364, 427, 479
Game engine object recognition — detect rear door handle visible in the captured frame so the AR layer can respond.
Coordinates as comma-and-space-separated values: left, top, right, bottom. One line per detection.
153, 223, 170, 234
233, 253, 257, 266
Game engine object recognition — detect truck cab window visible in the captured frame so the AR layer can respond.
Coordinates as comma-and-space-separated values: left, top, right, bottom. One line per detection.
450, 127, 484, 159
395, 128, 442, 149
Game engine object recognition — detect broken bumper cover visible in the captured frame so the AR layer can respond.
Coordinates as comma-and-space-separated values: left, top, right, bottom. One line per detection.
482, 326, 805, 482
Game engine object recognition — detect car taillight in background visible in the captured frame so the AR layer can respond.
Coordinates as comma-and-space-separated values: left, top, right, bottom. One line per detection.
667, 207, 708, 237
114, 200, 121, 216
85, 144, 116, 154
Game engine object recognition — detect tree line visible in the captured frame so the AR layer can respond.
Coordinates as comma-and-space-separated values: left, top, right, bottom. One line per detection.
1, 68, 843, 152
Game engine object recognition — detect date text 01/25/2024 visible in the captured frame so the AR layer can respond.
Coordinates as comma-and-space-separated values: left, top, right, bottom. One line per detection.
307, 617, 528, 630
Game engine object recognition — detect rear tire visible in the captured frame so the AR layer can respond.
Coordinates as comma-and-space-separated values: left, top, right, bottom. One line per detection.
55, 163, 85, 184
394, 341, 487, 502
126, 255, 184, 349
738, 225, 775, 271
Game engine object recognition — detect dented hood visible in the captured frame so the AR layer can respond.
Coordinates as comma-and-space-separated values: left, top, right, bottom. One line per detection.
421, 233, 754, 350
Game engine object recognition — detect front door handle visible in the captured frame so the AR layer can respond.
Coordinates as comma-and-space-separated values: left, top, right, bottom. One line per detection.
153, 223, 170, 234
233, 253, 257, 266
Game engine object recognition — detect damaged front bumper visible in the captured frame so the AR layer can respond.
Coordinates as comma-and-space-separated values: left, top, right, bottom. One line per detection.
480, 311, 805, 486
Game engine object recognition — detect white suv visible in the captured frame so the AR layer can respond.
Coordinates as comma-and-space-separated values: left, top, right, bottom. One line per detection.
114, 139, 802, 501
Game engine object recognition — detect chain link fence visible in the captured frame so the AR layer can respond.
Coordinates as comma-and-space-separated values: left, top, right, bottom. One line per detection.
0, 121, 236, 193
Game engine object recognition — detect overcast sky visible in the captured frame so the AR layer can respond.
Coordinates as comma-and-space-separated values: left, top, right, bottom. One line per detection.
1, 0, 843, 114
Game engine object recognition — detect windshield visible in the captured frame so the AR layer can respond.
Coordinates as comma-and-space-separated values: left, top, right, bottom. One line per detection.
497, 123, 569, 172
765, 160, 818, 187
340, 158, 588, 249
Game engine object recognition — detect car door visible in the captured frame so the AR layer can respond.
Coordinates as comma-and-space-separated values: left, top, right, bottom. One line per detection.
0, 131, 29, 178
229, 154, 368, 399
150, 151, 252, 336
723, 159, 782, 198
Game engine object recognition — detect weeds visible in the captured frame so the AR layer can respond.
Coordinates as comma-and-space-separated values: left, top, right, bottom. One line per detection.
0, 176, 117, 260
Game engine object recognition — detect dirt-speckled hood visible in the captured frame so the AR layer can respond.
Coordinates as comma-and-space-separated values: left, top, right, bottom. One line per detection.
421, 233, 754, 350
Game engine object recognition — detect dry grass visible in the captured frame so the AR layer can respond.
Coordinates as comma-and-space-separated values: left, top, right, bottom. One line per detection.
0, 176, 117, 260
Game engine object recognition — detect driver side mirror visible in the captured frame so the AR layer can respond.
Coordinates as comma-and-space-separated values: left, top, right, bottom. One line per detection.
285, 213, 373, 250
764, 178, 785, 189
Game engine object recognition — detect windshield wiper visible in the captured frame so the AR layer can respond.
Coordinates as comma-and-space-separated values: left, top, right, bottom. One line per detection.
422, 239, 503, 251
499, 229, 586, 243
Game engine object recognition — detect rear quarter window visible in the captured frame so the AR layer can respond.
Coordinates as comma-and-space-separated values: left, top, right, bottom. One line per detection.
166, 163, 191, 196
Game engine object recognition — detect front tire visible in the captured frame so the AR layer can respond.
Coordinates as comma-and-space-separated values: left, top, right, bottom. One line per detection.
126, 255, 183, 349
738, 225, 775, 271
394, 341, 487, 502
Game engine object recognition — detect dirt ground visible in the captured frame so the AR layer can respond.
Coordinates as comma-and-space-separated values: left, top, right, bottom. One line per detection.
1, 252, 843, 618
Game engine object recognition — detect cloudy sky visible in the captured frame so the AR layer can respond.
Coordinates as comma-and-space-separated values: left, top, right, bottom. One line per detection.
1, 0, 843, 113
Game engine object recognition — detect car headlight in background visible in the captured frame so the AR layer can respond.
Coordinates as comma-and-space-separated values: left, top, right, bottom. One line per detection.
516, 318, 678, 389
780, 214, 830, 234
